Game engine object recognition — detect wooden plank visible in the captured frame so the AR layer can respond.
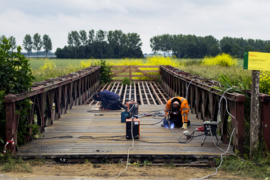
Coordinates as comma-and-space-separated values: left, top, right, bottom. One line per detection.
129, 83, 132, 100
145, 82, 157, 105
111, 82, 116, 92
113, 75, 159, 78
111, 70, 129, 73
132, 66, 156, 80
153, 82, 168, 102
111, 66, 129, 68
137, 82, 144, 105
118, 83, 124, 102
134, 66, 160, 68
149, 82, 163, 105
122, 84, 128, 104
142, 81, 150, 105
129, 65, 132, 80
111, 66, 129, 77
114, 82, 120, 93
135, 70, 159, 73
134, 82, 137, 103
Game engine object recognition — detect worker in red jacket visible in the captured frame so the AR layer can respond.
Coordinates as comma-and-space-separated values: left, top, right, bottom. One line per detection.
162, 97, 190, 129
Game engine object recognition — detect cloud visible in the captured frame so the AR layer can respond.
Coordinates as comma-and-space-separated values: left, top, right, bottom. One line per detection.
1, 0, 270, 53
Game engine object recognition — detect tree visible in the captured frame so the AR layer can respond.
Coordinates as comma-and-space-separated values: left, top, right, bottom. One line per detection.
71, 31, 81, 58
245, 45, 254, 52
96, 30, 106, 58
0, 37, 34, 148
232, 43, 243, 57
23, 34, 33, 58
79, 30, 87, 58
127, 33, 143, 57
199, 43, 208, 57
210, 44, 220, 56
222, 43, 232, 54
186, 43, 199, 58
33, 33, 43, 58
8, 36, 17, 53
0, 35, 7, 44
43, 34, 52, 58
265, 44, 270, 52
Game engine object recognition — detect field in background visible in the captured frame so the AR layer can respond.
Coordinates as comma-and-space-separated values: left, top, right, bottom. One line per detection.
29, 58, 244, 70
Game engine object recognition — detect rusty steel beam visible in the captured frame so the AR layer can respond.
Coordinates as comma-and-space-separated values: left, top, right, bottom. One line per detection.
137, 82, 144, 105
145, 82, 157, 105
141, 81, 150, 105
149, 82, 163, 105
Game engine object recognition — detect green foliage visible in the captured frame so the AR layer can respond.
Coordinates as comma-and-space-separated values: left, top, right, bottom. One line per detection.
42, 34, 52, 58
121, 77, 131, 86
94, 59, 112, 84
0, 90, 5, 145
22, 34, 33, 58
0, 152, 32, 173
0, 38, 34, 148
210, 44, 220, 56
143, 160, 152, 166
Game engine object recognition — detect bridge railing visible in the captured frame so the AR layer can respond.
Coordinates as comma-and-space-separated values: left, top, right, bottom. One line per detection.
160, 65, 270, 154
5, 66, 100, 154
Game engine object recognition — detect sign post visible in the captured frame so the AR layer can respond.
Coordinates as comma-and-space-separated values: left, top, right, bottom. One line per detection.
244, 51, 270, 160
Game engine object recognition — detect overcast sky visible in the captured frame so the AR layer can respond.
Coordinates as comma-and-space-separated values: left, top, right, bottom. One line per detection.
1, 0, 270, 53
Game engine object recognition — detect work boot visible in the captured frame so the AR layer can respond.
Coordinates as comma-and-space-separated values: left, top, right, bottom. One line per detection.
180, 123, 188, 130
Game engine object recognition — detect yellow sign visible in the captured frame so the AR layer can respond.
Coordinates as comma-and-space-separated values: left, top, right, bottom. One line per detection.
244, 52, 270, 71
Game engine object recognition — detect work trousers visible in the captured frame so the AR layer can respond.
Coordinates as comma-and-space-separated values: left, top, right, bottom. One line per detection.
170, 114, 190, 127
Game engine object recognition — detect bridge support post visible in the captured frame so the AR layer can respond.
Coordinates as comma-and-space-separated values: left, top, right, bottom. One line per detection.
5, 95, 17, 154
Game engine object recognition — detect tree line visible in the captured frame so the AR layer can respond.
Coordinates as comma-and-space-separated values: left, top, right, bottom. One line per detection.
55, 30, 143, 59
150, 34, 270, 58
0, 34, 52, 58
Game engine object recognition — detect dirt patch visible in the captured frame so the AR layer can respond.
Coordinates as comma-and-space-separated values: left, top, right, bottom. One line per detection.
1, 162, 257, 180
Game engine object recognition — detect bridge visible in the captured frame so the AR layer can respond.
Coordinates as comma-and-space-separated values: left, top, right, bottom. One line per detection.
4, 65, 270, 164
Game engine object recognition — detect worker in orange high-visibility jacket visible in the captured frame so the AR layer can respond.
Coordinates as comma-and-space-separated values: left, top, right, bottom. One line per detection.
162, 97, 190, 130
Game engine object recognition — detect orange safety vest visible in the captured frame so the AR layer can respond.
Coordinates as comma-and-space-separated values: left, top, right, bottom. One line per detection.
164, 97, 189, 123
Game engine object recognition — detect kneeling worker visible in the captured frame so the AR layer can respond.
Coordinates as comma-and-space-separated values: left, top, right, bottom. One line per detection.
163, 97, 190, 129
93, 90, 126, 110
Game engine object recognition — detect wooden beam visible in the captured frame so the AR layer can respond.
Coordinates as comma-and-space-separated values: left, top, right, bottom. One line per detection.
142, 81, 150, 105
145, 82, 157, 105
153, 82, 168, 102
129, 83, 132, 100
134, 82, 137, 103
132, 66, 156, 80
111, 66, 129, 77
110, 82, 116, 93
114, 82, 120, 93
149, 82, 163, 105
122, 84, 128, 104
137, 82, 144, 105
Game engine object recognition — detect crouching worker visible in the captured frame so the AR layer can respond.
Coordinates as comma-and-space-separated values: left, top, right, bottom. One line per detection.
93, 90, 126, 110
162, 97, 190, 129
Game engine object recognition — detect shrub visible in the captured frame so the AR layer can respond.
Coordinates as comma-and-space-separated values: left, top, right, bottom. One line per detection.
202, 53, 237, 67
121, 77, 131, 86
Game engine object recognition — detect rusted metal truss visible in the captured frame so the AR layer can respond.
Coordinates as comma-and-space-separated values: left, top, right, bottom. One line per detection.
84, 81, 169, 105
160, 65, 270, 154
5, 66, 101, 154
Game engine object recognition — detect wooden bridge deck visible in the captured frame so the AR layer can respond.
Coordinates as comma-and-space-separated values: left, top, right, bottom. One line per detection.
17, 105, 232, 160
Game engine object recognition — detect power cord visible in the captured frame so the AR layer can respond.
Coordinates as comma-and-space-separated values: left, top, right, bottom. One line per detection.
113, 117, 135, 179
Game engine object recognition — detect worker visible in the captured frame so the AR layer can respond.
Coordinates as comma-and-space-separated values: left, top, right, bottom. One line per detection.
162, 97, 190, 129
93, 90, 126, 110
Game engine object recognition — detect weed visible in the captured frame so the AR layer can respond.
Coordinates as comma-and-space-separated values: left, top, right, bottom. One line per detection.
143, 160, 152, 166
0, 153, 32, 173
121, 77, 131, 86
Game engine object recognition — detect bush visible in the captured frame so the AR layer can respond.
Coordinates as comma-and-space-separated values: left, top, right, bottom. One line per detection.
121, 77, 131, 86
202, 53, 237, 67
0, 38, 34, 149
